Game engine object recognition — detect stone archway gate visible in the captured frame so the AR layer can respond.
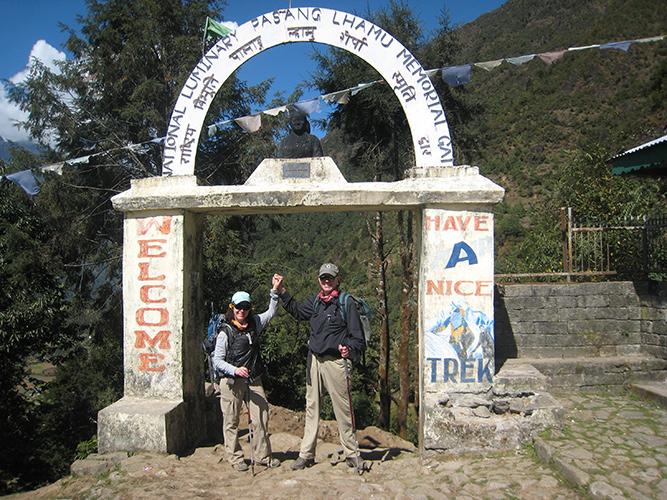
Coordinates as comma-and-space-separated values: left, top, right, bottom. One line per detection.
99, 8, 504, 457
162, 7, 453, 176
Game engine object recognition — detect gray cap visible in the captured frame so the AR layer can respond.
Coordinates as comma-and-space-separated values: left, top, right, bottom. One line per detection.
318, 263, 339, 277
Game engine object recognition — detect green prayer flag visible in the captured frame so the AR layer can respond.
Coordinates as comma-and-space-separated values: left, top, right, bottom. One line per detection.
205, 17, 232, 40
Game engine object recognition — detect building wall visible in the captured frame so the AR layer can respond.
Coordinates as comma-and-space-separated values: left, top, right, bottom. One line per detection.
495, 281, 667, 360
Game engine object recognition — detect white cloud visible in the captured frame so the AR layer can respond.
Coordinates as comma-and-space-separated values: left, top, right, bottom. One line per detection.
0, 40, 66, 142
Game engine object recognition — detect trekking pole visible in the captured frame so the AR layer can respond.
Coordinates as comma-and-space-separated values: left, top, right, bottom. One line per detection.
343, 358, 364, 475
245, 377, 255, 476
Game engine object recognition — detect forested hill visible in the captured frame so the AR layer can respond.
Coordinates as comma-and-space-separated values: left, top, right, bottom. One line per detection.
448, 0, 667, 205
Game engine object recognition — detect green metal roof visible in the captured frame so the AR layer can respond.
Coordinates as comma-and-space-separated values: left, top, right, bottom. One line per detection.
611, 135, 667, 175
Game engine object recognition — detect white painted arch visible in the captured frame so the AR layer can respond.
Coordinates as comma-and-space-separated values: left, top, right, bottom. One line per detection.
162, 7, 454, 176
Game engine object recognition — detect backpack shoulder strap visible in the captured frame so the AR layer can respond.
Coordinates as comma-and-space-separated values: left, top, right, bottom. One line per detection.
338, 291, 349, 323
216, 320, 233, 344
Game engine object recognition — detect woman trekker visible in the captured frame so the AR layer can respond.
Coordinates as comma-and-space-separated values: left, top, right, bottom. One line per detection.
212, 274, 283, 471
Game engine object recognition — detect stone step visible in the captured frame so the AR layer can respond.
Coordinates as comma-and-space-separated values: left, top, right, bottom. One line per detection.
494, 359, 548, 396
630, 382, 667, 409
508, 356, 667, 391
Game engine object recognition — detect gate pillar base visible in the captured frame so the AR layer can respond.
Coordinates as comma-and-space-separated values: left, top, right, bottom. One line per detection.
98, 397, 192, 455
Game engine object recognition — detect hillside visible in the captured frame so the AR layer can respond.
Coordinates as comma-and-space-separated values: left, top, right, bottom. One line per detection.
452, 0, 667, 203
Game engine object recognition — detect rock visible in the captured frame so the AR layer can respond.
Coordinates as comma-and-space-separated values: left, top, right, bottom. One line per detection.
588, 481, 624, 499
533, 437, 554, 464
493, 400, 511, 414
70, 458, 114, 477
92, 451, 129, 464
356, 426, 417, 452
473, 406, 492, 418
268, 432, 302, 453
553, 456, 590, 487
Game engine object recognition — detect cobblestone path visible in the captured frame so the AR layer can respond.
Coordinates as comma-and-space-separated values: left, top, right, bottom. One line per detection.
8, 390, 667, 500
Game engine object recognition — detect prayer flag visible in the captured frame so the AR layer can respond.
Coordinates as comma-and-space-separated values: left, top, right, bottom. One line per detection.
40, 163, 64, 175
263, 105, 289, 116
322, 90, 350, 105
600, 41, 632, 52
293, 98, 321, 115
636, 36, 664, 43
441, 65, 472, 87
234, 114, 261, 133
67, 156, 90, 165
506, 54, 536, 66
6, 169, 40, 195
538, 50, 566, 65
350, 81, 376, 96
205, 18, 233, 40
474, 59, 503, 71
569, 44, 600, 51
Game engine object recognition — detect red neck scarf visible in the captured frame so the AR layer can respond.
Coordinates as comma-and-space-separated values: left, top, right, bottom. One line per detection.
317, 289, 339, 303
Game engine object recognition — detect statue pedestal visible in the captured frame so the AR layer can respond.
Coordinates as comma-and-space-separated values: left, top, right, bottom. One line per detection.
245, 157, 346, 186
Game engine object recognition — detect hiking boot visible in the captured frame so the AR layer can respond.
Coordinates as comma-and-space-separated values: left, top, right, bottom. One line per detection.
260, 457, 281, 468
231, 462, 249, 472
291, 457, 314, 470
346, 457, 359, 468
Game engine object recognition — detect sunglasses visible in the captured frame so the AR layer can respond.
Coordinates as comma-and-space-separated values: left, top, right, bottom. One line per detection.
319, 274, 336, 281
234, 303, 251, 311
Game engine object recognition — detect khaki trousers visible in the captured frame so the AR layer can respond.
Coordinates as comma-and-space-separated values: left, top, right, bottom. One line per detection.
299, 354, 356, 460
219, 376, 272, 465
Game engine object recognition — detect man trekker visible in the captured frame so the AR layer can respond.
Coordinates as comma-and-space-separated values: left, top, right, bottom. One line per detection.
276, 263, 365, 470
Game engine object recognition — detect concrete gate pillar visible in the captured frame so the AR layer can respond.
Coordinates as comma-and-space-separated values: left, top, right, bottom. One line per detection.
418, 203, 496, 452
99, 180, 205, 454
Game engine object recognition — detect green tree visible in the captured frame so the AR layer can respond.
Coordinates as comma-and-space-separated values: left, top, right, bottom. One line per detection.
1, 0, 274, 491
0, 157, 77, 493
310, 0, 470, 438
508, 145, 667, 279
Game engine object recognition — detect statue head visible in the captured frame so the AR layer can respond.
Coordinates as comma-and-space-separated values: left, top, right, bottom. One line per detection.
288, 110, 308, 135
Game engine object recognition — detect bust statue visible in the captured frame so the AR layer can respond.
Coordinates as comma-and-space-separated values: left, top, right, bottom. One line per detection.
278, 110, 324, 159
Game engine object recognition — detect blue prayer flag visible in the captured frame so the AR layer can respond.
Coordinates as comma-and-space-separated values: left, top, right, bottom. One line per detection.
600, 41, 632, 52
441, 65, 472, 87
6, 169, 40, 195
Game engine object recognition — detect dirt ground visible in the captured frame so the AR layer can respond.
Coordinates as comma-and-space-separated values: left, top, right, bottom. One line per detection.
5, 398, 594, 500
6, 403, 420, 500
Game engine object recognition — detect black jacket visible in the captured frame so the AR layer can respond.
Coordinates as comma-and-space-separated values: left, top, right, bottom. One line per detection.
280, 290, 365, 360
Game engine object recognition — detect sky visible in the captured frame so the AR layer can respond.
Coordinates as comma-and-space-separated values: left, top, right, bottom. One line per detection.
0, 0, 507, 143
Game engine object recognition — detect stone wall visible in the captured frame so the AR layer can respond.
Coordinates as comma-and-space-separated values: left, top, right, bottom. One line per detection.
495, 281, 667, 361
